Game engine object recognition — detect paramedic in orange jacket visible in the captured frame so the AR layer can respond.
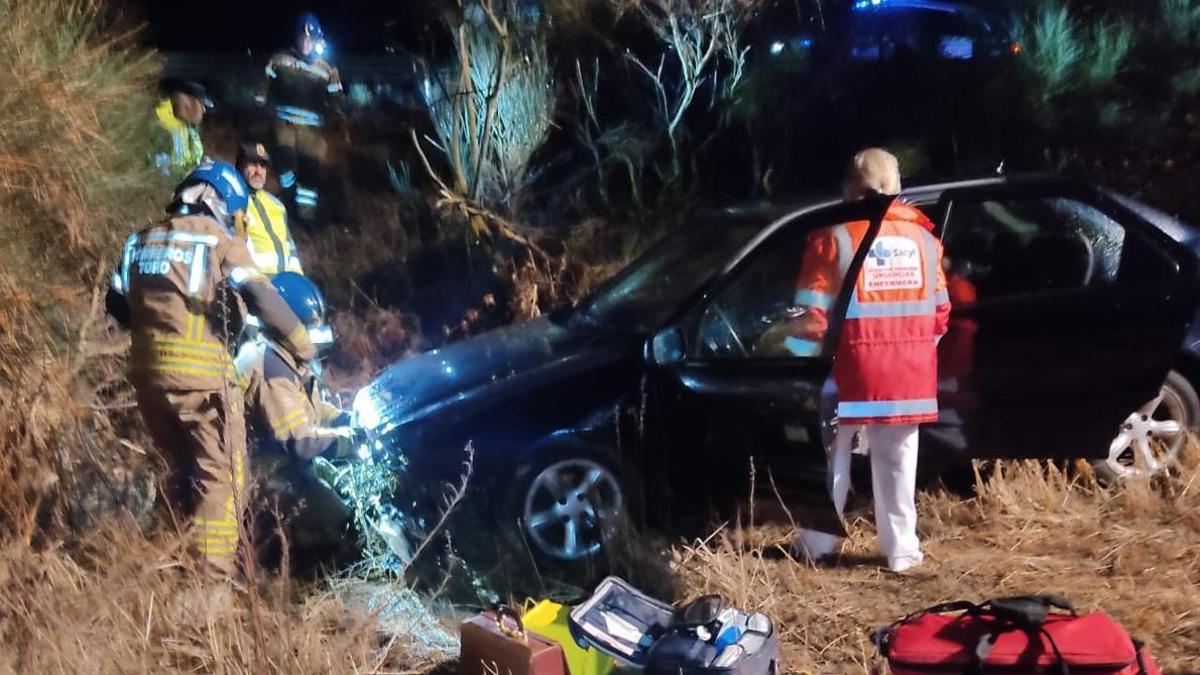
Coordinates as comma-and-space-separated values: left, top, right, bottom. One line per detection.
791, 148, 950, 572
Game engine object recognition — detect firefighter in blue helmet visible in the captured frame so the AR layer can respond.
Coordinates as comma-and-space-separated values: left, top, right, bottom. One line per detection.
238, 272, 354, 557
107, 160, 315, 578
259, 12, 344, 229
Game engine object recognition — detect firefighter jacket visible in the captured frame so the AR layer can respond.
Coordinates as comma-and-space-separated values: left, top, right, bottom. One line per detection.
108, 214, 316, 391
793, 201, 950, 425
263, 50, 343, 127
151, 99, 204, 180
241, 339, 347, 461
245, 188, 304, 275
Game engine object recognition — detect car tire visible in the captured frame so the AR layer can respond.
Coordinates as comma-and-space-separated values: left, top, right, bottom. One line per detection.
504, 443, 626, 569
1092, 369, 1199, 483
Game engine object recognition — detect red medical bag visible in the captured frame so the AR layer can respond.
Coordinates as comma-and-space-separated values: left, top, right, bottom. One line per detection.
873, 595, 1160, 675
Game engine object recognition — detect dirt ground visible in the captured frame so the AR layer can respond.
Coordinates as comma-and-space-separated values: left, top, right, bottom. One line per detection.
669, 455, 1200, 673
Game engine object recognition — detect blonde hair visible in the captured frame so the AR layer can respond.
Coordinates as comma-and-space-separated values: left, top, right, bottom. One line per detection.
845, 147, 902, 196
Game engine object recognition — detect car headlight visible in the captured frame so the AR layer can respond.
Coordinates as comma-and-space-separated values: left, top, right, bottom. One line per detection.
353, 387, 384, 431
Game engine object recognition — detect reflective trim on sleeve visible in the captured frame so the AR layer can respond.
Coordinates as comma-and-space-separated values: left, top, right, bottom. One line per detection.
837, 398, 938, 419
793, 289, 833, 310
784, 336, 823, 357
327, 82, 343, 93
279, 171, 296, 189
228, 267, 261, 288
271, 409, 309, 435
119, 233, 137, 292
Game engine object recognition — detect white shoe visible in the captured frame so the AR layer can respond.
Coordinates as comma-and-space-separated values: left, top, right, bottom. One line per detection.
888, 554, 924, 573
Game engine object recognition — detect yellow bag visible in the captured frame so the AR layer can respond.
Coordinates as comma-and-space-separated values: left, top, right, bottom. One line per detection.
522, 599, 615, 675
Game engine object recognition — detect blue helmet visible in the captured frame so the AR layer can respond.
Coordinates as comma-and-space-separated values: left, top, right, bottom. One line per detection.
272, 271, 333, 348
171, 159, 250, 228
296, 12, 325, 43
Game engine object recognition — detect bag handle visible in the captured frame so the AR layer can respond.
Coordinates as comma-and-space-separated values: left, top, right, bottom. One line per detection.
982, 595, 1076, 629
493, 604, 527, 640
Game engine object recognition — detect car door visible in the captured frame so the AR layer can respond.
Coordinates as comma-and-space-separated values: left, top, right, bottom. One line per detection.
642, 196, 892, 534
931, 181, 1196, 460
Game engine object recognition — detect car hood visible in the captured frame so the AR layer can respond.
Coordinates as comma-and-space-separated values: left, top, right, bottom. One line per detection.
353, 316, 629, 432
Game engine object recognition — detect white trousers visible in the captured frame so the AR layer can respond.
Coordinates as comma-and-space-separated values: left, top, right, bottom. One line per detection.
799, 423, 923, 570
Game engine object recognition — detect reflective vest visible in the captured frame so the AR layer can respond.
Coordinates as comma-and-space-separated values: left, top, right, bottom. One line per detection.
793, 201, 951, 425
245, 189, 304, 275
151, 99, 204, 179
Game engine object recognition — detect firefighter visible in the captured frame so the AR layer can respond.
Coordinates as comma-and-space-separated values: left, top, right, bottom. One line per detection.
237, 142, 304, 276
790, 148, 950, 573
151, 80, 211, 181
260, 12, 344, 229
106, 160, 315, 577
237, 272, 353, 556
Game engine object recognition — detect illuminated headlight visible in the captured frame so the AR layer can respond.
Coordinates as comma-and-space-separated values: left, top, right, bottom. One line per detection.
315, 40, 327, 56
309, 324, 334, 346
353, 387, 383, 430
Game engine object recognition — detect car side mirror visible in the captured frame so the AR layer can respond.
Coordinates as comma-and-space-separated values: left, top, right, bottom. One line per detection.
650, 326, 686, 365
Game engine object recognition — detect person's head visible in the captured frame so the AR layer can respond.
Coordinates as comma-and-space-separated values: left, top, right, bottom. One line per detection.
167, 81, 211, 126
168, 160, 250, 234
236, 142, 272, 191
842, 147, 902, 201
295, 12, 326, 59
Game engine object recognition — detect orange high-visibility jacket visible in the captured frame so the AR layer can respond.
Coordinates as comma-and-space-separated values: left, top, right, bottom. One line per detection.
793, 201, 950, 425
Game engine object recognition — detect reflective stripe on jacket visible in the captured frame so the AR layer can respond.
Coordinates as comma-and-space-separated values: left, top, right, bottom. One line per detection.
245, 189, 304, 275
116, 215, 260, 390
794, 201, 950, 425
264, 51, 341, 127
151, 99, 204, 179
242, 340, 343, 460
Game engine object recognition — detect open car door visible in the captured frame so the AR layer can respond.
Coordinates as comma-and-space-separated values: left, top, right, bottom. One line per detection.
644, 196, 893, 535
930, 181, 1197, 462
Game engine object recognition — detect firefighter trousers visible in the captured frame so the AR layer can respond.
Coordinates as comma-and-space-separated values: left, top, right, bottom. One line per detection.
797, 423, 923, 571
135, 385, 247, 577
272, 120, 327, 229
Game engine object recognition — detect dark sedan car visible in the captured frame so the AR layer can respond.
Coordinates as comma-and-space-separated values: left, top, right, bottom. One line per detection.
352, 177, 1200, 564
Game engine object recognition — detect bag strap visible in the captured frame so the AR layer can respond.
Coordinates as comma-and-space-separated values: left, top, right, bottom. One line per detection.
983, 595, 1076, 630
873, 601, 982, 657
964, 622, 1071, 675
1132, 637, 1150, 675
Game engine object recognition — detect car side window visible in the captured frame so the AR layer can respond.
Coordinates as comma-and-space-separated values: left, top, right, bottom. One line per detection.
692, 221, 852, 360
942, 196, 1126, 301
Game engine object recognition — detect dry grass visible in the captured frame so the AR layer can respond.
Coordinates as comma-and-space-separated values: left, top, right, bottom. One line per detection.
674, 449, 1200, 673
0, 519, 458, 674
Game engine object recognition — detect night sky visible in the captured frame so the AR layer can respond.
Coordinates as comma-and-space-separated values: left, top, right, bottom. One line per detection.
129, 0, 437, 55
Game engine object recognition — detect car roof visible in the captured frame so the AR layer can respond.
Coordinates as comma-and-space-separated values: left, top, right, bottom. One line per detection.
703, 174, 1072, 223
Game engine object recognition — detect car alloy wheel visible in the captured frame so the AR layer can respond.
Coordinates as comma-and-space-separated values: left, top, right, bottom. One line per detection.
521, 458, 623, 561
1101, 371, 1196, 479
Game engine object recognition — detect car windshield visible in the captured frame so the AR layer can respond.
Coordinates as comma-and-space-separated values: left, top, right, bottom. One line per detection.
579, 215, 768, 332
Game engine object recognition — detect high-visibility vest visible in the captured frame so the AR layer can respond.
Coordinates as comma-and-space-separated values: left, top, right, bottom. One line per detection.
245, 189, 304, 275
793, 201, 951, 425
151, 99, 204, 180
